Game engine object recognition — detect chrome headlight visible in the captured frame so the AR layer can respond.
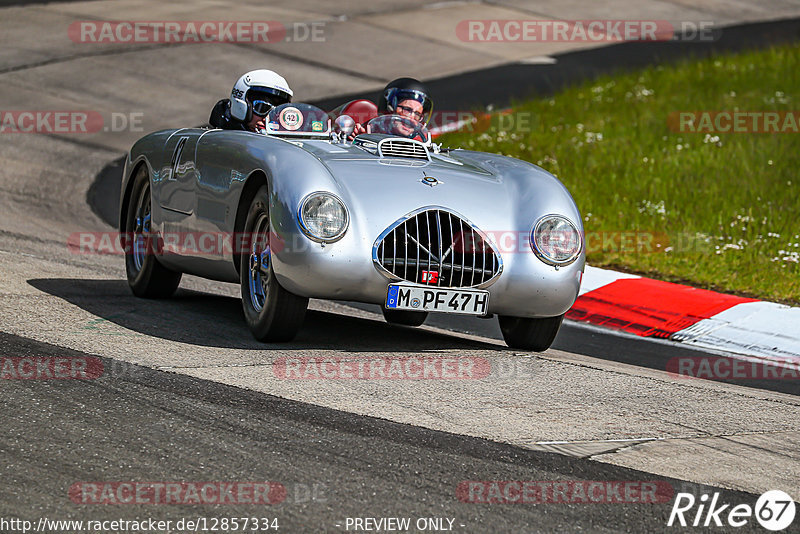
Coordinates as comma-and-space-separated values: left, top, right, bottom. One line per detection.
299, 192, 349, 242
531, 215, 581, 265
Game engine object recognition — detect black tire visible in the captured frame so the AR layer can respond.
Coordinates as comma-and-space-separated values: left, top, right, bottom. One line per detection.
382, 308, 428, 327
498, 314, 565, 351
240, 186, 308, 342
123, 166, 182, 298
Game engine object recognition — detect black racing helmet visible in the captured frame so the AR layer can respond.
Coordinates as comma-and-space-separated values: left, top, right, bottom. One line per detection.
378, 77, 433, 126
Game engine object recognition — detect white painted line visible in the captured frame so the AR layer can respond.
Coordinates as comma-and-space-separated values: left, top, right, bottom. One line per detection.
673, 302, 800, 362
430, 117, 477, 137
566, 317, 800, 372
519, 56, 558, 64
423, 1, 478, 10
536, 437, 662, 445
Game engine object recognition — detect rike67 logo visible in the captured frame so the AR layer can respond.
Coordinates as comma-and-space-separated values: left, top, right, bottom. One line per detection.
668, 490, 795, 531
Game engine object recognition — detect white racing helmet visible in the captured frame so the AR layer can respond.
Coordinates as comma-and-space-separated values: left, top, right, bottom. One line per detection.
229, 69, 293, 122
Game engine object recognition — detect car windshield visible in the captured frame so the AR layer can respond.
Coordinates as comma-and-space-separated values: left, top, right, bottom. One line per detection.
264, 103, 330, 137
366, 115, 430, 143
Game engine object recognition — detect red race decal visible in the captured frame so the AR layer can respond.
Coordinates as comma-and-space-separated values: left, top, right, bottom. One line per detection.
421, 270, 439, 284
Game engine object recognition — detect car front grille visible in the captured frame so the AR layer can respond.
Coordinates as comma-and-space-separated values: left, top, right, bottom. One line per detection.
378, 139, 429, 160
373, 208, 502, 288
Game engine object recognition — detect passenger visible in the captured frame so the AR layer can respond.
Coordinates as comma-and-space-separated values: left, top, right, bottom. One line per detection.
209, 69, 293, 132
350, 77, 433, 137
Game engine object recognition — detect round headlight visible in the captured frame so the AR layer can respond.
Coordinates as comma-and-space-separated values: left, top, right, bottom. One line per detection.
299, 192, 349, 242
531, 215, 581, 265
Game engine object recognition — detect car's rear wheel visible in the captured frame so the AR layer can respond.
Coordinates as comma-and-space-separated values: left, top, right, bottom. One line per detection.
382, 308, 428, 327
498, 314, 564, 351
124, 166, 182, 298
240, 186, 308, 342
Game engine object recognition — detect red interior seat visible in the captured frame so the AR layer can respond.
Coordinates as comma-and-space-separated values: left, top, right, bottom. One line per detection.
340, 99, 378, 125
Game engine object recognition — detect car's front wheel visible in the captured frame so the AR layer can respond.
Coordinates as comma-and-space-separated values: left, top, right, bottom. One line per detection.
382, 308, 428, 327
498, 314, 564, 351
240, 186, 308, 342
124, 166, 182, 298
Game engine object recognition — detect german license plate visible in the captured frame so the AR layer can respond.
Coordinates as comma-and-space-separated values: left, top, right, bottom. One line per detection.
385, 284, 489, 315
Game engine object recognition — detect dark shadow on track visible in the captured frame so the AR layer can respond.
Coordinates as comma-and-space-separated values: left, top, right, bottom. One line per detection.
27, 278, 502, 353
87, 155, 124, 231
0, 330, 758, 532
341, 302, 800, 397
26, 278, 799, 395
315, 17, 800, 112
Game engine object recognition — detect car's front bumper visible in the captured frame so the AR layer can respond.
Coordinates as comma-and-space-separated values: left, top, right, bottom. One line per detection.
272, 228, 583, 318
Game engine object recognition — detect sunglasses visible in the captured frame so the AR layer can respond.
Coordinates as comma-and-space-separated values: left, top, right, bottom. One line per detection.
251, 100, 275, 117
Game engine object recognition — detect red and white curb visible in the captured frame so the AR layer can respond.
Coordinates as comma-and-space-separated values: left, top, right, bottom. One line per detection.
431, 118, 797, 368
571, 266, 800, 368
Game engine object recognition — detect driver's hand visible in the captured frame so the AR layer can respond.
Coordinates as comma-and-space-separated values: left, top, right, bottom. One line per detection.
347, 122, 366, 140
248, 115, 267, 133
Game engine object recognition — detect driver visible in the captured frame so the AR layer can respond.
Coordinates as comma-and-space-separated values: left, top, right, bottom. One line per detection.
209, 69, 293, 132
351, 77, 433, 137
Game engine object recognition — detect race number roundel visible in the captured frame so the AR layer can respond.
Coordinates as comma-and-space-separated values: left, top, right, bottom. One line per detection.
279, 107, 304, 131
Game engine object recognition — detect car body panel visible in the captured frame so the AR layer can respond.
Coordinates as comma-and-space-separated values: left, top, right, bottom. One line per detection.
122, 120, 584, 318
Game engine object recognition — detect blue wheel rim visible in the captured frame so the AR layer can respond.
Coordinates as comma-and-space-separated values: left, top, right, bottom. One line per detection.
132, 186, 151, 272
248, 214, 271, 312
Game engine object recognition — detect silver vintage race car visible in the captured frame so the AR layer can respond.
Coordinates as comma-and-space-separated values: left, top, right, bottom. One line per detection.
120, 103, 584, 350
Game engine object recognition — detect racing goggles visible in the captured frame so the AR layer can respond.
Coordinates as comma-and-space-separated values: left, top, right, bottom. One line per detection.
246, 87, 292, 116
250, 100, 274, 117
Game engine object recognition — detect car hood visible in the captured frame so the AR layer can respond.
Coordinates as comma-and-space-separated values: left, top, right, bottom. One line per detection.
293, 140, 581, 238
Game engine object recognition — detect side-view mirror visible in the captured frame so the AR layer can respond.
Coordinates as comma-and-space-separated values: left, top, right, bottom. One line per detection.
334, 115, 355, 137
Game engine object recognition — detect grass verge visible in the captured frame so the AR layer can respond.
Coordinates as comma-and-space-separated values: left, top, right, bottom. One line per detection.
439, 43, 800, 305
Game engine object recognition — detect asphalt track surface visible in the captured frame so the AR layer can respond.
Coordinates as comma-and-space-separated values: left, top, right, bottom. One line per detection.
0, 331, 764, 533
2, 4, 800, 534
